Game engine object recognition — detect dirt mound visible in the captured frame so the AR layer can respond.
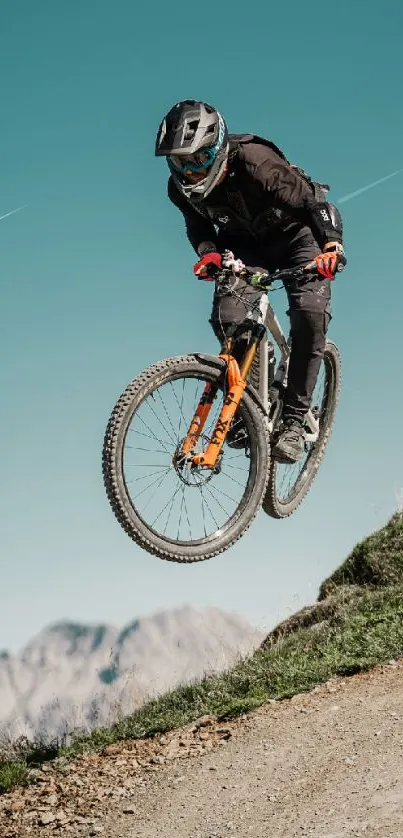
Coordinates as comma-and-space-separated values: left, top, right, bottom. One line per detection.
320, 511, 403, 596
261, 512, 403, 650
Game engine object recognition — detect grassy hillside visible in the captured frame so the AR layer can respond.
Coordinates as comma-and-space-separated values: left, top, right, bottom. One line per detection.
1, 511, 403, 793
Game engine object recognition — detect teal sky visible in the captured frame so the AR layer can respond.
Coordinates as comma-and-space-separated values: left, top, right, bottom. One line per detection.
1, 0, 403, 652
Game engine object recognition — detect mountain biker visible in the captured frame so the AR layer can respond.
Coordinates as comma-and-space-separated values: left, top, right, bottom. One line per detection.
155, 100, 346, 463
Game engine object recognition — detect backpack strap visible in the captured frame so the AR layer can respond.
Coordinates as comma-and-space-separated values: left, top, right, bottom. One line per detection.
230, 134, 331, 200
229, 133, 290, 163
290, 164, 330, 202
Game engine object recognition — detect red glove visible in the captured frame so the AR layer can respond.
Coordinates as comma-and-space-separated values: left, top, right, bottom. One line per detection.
307, 242, 347, 279
193, 251, 222, 280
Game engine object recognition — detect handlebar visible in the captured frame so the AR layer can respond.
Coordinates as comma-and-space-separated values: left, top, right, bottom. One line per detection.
214, 263, 312, 290
249, 265, 309, 288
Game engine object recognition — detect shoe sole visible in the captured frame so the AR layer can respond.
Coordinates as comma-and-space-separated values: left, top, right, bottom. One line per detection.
272, 446, 303, 464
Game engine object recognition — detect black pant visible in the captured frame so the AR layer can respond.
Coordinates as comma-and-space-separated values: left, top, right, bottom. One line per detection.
209, 227, 331, 423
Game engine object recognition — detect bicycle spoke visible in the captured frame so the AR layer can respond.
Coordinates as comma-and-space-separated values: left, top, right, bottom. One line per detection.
150, 483, 181, 531
182, 492, 193, 541
163, 486, 182, 535
203, 482, 233, 519
170, 378, 188, 439
125, 463, 168, 469
125, 467, 170, 484
220, 470, 248, 489
198, 486, 220, 530
208, 481, 239, 505
125, 445, 172, 455
155, 387, 180, 444
177, 488, 186, 540
199, 489, 208, 538
146, 396, 177, 446
140, 470, 173, 517
129, 420, 172, 453
224, 462, 249, 473
132, 469, 172, 501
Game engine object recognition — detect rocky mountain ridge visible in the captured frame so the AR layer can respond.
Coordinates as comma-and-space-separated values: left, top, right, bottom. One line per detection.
0, 606, 263, 739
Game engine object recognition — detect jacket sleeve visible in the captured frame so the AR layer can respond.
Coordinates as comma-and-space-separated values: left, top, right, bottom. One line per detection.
167, 177, 218, 254
246, 154, 343, 249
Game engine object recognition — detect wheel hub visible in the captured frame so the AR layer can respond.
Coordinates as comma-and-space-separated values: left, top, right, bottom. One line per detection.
172, 437, 222, 485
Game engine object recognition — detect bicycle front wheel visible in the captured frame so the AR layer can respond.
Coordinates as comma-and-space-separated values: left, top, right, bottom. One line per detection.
102, 355, 270, 563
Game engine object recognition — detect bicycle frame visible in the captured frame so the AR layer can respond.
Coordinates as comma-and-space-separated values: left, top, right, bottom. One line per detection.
180, 268, 320, 470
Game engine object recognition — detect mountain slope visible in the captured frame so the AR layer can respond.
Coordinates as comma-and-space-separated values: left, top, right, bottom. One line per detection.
1, 510, 403, 838
0, 606, 263, 739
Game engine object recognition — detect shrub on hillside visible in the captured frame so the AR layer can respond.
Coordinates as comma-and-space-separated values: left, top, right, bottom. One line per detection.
319, 513, 403, 598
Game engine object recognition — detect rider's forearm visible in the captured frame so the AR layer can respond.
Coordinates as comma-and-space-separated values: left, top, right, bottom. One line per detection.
283, 198, 344, 250
168, 176, 217, 254
184, 217, 217, 254
306, 204, 344, 249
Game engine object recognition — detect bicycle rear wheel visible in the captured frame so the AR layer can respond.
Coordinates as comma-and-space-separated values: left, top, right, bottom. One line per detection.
102, 355, 270, 562
263, 341, 341, 519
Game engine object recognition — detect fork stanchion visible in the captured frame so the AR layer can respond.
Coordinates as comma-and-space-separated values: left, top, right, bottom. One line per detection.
192, 336, 260, 469
180, 382, 218, 456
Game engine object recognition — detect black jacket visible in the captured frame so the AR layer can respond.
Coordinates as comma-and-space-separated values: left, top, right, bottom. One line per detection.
168, 134, 343, 253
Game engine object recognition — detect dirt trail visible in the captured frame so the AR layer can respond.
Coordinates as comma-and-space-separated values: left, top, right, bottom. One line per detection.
2, 660, 403, 837
105, 660, 403, 838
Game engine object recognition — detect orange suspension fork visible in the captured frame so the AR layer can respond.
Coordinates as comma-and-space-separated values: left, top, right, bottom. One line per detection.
180, 381, 218, 455
192, 337, 260, 469
180, 336, 235, 457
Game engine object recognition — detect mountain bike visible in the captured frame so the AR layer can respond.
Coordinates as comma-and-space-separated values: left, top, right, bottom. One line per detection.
102, 259, 341, 563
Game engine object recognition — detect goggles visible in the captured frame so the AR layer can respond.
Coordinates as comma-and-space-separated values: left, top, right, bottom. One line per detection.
169, 145, 217, 174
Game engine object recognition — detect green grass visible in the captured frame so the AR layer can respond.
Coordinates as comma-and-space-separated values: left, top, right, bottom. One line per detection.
0, 761, 29, 793
1, 512, 403, 793
320, 512, 403, 594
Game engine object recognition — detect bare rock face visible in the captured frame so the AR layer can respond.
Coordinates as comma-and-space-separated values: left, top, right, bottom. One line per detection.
0, 606, 263, 739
